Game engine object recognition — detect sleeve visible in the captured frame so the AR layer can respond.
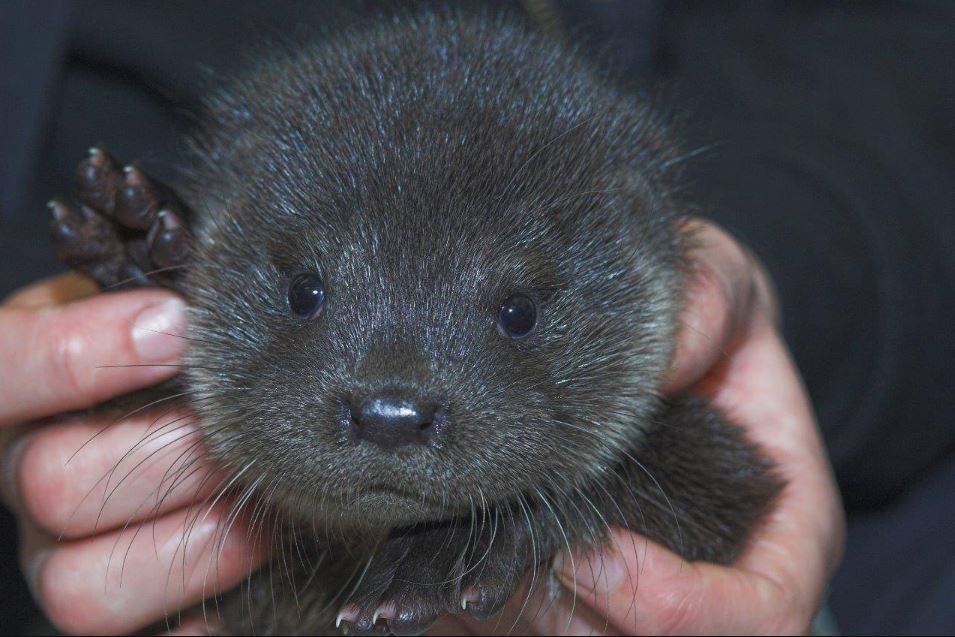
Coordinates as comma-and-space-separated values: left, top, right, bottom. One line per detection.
658, 1, 955, 508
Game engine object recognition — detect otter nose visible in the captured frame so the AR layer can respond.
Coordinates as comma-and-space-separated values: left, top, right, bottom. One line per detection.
350, 396, 441, 451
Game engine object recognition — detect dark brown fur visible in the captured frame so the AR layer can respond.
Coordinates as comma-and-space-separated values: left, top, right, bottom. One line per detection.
51, 9, 782, 636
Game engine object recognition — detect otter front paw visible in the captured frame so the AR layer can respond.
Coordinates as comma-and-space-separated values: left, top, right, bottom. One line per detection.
49, 147, 191, 291
336, 526, 529, 636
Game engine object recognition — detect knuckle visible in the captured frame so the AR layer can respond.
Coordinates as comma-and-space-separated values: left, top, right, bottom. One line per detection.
649, 585, 702, 635
686, 262, 733, 341
693, 245, 761, 346
51, 326, 96, 401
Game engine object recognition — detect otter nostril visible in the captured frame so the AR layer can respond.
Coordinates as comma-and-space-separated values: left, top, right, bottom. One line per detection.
349, 395, 442, 451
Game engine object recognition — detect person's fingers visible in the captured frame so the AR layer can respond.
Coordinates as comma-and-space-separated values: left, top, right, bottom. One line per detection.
0, 289, 187, 426
22, 502, 265, 636
427, 615, 473, 635
441, 223, 835, 636
663, 219, 772, 394
7, 410, 221, 539
703, 318, 845, 601
0, 423, 32, 510
2, 273, 99, 309
158, 613, 217, 636
552, 528, 796, 636
550, 323, 842, 635
495, 584, 620, 636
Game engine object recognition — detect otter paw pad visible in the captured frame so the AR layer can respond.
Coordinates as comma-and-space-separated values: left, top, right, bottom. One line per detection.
49, 147, 191, 290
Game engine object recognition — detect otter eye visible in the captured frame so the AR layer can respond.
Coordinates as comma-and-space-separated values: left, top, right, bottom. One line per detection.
288, 273, 326, 319
497, 294, 538, 339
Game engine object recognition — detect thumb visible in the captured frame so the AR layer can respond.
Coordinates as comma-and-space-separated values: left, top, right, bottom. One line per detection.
555, 528, 793, 635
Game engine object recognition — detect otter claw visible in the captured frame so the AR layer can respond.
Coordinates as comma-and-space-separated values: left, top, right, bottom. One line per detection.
462, 585, 508, 621
335, 608, 356, 629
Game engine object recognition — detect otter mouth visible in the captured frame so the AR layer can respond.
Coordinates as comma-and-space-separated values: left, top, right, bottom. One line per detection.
340, 484, 463, 523
359, 483, 422, 499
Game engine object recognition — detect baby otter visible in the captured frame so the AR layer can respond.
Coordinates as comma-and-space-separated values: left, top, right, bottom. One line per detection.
49, 9, 782, 635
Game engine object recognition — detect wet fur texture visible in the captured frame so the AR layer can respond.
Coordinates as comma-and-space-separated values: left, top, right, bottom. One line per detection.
51, 9, 782, 636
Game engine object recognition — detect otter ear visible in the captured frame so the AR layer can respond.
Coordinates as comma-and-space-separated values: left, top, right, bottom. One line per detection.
616, 165, 692, 259
557, 168, 684, 265
50, 147, 193, 293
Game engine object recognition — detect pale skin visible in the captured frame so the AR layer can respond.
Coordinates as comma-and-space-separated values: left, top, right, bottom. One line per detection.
0, 219, 844, 635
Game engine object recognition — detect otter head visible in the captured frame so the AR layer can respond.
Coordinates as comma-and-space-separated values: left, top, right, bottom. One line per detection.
180, 17, 686, 531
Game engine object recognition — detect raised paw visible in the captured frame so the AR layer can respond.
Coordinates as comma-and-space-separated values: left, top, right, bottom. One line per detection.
335, 533, 453, 636
336, 522, 531, 635
49, 147, 192, 291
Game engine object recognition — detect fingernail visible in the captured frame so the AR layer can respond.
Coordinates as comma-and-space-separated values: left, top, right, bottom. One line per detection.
24, 547, 51, 603
131, 298, 187, 362
554, 544, 626, 594
1, 434, 30, 511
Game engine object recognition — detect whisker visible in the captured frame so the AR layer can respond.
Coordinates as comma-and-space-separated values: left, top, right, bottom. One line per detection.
101, 264, 190, 291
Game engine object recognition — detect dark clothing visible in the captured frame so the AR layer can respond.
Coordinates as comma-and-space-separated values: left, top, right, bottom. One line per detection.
1, 1, 953, 633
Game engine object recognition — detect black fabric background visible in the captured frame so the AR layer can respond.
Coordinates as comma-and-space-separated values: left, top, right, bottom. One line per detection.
1, 1, 953, 633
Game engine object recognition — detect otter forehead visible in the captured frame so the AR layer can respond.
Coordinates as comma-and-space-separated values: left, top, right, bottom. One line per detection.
191, 12, 673, 239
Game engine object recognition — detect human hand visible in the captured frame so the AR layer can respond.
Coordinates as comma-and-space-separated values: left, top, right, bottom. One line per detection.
431, 218, 846, 635
2, 215, 844, 636
0, 274, 265, 635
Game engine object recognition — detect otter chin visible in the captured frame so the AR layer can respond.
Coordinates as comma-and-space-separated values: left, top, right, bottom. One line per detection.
50, 7, 783, 635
